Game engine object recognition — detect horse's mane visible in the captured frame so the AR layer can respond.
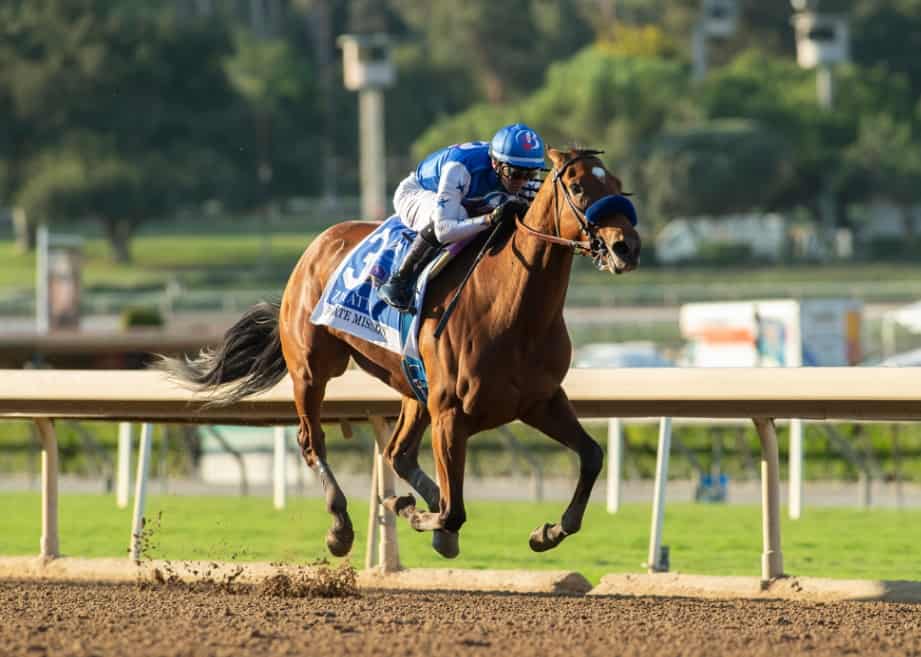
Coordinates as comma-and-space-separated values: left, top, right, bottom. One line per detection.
572, 147, 604, 158
562, 146, 605, 160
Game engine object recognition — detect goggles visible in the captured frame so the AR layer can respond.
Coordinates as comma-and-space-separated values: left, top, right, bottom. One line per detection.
499, 164, 540, 182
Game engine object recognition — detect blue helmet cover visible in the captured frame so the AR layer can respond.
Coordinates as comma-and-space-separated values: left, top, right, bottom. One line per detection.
489, 123, 545, 168
584, 195, 638, 227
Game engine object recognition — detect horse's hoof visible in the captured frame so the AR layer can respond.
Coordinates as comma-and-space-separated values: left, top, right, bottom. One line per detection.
409, 511, 444, 532
529, 522, 567, 553
326, 526, 354, 557
432, 530, 459, 559
383, 494, 417, 517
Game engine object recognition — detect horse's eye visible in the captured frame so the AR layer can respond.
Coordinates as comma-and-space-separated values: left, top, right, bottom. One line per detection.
569, 183, 583, 195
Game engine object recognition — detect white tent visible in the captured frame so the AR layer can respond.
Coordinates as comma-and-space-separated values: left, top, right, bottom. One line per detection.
880, 347, 921, 367
881, 301, 921, 357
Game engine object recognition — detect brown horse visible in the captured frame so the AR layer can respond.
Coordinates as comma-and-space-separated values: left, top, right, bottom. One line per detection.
159, 147, 641, 559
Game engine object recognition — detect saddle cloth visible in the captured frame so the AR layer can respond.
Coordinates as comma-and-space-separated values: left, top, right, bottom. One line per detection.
310, 216, 470, 402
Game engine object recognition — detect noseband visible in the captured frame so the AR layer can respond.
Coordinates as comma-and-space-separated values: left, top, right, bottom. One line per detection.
515, 151, 638, 271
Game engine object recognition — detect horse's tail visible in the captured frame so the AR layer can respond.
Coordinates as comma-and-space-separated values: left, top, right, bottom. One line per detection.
155, 301, 287, 406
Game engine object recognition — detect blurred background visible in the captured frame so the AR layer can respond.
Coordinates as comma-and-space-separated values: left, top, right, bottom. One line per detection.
3, 0, 921, 511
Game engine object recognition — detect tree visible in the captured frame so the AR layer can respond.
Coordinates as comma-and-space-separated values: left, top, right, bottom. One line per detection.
697, 50, 915, 219
835, 114, 921, 240
526, 49, 690, 155
850, 0, 921, 98
385, 44, 477, 162
0, 1, 246, 262
636, 119, 793, 226
590, 0, 797, 66
412, 48, 689, 164
392, 0, 592, 103
16, 145, 230, 264
0, 0, 109, 250
224, 28, 316, 205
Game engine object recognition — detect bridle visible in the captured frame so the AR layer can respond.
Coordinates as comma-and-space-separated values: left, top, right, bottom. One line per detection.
514, 151, 637, 271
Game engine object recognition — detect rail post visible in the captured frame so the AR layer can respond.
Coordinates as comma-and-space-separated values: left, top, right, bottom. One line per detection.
273, 426, 287, 510
646, 417, 672, 573
34, 418, 59, 559
369, 416, 401, 572
607, 418, 624, 513
753, 417, 784, 582
128, 423, 153, 562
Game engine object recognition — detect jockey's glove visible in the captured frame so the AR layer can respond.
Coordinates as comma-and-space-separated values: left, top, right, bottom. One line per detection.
488, 197, 530, 226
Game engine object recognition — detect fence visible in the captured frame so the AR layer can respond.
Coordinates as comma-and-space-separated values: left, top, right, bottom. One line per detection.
4, 367, 921, 582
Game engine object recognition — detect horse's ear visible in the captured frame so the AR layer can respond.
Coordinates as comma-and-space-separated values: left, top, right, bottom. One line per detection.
546, 147, 566, 168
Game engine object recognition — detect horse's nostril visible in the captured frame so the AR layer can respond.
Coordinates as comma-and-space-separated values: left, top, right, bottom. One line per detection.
612, 241, 630, 258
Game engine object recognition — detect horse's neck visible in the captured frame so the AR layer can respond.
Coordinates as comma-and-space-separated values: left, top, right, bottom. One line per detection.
488, 189, 574, 331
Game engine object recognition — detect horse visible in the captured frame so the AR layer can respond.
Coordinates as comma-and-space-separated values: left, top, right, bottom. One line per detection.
158, 146, 641, 560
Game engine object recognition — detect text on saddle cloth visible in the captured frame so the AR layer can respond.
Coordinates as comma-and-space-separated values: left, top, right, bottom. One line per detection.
310, 216, 469, 403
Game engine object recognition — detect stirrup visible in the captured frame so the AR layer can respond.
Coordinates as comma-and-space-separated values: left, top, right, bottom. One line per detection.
379, 280, 416, 313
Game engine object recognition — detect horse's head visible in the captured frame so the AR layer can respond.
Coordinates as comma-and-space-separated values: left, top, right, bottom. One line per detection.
546, 147, 641, 274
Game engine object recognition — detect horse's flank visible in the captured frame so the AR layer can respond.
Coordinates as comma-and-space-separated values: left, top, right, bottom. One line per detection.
279, 220, 412, 396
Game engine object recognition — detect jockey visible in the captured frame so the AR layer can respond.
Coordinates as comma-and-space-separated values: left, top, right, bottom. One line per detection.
378, 122, 545, 313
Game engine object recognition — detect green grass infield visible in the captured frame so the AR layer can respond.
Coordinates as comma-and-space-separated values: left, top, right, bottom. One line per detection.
2, 493, 920, 584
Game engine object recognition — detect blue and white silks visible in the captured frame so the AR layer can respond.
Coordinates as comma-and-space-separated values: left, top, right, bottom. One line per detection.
310, 216, 434, 402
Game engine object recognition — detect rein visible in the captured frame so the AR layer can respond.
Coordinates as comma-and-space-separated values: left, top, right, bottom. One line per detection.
515, 214, 592, 255
434, 152, 637, 339
515, 151, 613, 269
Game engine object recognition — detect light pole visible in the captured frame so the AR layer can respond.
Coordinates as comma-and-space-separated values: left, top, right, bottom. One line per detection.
338, 34, 395, 221
791, 1, 850, 258
791, 1, 850, 111
692, 0, 738, 80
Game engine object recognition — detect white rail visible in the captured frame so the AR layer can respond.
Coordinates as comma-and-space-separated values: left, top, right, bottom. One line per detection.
5, 367, 921, 582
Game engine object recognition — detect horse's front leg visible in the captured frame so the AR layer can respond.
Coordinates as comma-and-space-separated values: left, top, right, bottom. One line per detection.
391, 407, 469, 558
379, 397, 459, 556
521, 386, 604, 552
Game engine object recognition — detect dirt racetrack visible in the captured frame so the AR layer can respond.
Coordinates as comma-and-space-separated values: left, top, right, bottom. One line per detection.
3, 579, 921, 657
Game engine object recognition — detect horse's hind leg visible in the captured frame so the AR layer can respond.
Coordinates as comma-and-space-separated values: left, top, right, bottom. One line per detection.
290, 336, 354, 557
521, 387, 604, 552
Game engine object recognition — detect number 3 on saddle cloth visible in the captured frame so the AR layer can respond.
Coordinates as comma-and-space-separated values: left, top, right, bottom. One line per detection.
310, 215, 472, 403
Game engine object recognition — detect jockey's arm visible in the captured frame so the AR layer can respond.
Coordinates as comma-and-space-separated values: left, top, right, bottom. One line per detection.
430, 161, 492, 244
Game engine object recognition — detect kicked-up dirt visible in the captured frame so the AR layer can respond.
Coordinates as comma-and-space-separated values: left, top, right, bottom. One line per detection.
1, 579, 920, 657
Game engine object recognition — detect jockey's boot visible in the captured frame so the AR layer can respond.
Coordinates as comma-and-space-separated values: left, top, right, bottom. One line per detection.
378, 224, 442, 313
